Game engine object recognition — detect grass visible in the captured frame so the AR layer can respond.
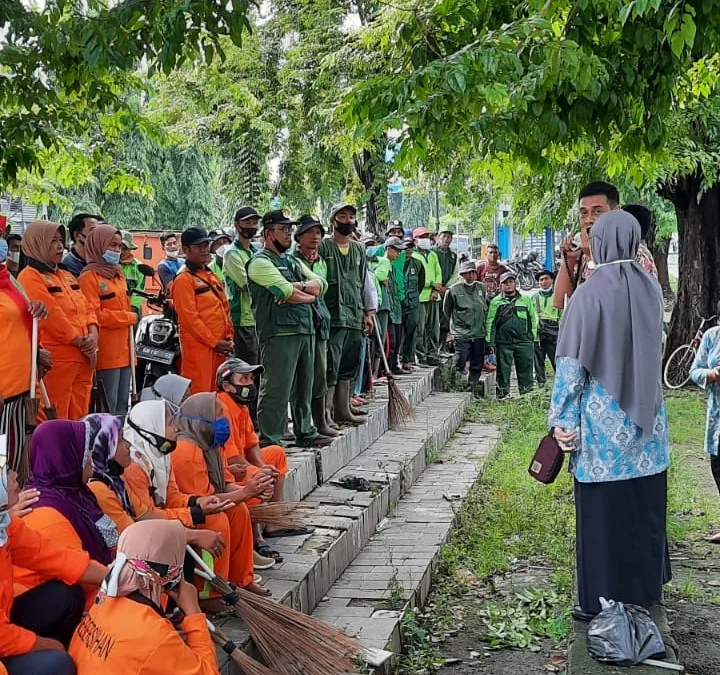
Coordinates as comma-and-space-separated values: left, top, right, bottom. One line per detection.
396, 387, 718, 673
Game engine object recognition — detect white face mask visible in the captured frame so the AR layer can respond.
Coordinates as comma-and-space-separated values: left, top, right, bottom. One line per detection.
417, 238, 431, 251
166, 250, 179, 259
7, 251, 20, 264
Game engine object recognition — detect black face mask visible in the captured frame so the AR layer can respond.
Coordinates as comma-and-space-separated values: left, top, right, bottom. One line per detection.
334, 221, 354, 237
228, 383, 257, 407
239, 228, 257, 240
108, 459, 125, 477
272, 236, 290, 253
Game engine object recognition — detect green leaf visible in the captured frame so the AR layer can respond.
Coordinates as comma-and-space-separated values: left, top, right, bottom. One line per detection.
682, 14, 697, 48
671, 30, 686, 57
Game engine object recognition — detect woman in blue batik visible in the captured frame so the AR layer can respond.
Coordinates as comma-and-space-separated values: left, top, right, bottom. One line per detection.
550, 210, 670, 622
690, 313, 720, 541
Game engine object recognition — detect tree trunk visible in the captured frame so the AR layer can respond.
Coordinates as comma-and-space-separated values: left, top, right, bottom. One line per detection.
352, 146, 386, 235
663, 173, 720, 358
643, 200, 673, 297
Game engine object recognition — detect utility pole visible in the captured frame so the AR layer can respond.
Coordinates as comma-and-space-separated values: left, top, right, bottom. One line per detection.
434, 175, 440, 231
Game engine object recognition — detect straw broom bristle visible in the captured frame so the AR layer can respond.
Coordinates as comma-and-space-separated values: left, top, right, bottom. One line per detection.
387, 378, 415, 430
248, 502, 312, 529
210, 627, 274, 675
208, 577, 363, 675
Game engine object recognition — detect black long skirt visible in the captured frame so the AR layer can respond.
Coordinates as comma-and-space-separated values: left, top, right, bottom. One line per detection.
575, 471, 671, 616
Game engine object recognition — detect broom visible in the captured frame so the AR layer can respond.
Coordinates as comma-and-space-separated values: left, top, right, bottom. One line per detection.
38, 381, 57, 420
206, 620, 274, 675
188, 546, 363, 675
248, 502, 313, 529
373, 318, 415, 429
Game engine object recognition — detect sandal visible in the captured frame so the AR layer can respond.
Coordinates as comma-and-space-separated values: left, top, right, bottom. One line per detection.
264, 525, 315, 539
255, 542, 283, 563
334, 475, 372, 491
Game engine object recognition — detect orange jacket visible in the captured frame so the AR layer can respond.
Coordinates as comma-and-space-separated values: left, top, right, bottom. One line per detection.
218, 392, 258, 462
171, 439, 234, 497
69, 596, 219, 675
89, 480, 149, 534
171, 267, 233, 350
122, 463, 194, 528
18, 266, 97, 363
12, 507, 100, 608
79, 271, 137, 370
1, 516, 90, 657
0, 288, 32, 399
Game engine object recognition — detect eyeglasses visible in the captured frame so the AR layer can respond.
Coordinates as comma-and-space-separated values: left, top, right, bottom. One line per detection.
271, 225, 294, 234
126, 419, 177, 455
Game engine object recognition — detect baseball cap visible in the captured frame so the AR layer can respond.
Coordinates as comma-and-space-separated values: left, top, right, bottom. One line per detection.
330, 203, 357, 220
437, 227, 454, 235
460, 260, 476, 275
499, 270, 517, 283
261, 210, 298, 230
413, 227, 430, 239
209, 230, 232, 245
536, 269, 555, 281
294, 214, 325, 240
216, 358, 264, 390
385, 236, 408, 250
234, 206, 260, 222
385, 220, 404, 235
120, 231, 138, 250
181, 227, 211, 247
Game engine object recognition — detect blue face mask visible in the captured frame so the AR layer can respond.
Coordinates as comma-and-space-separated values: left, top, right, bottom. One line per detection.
0, 239, 8, 264
103, 250, 121, 265
213, 417, 231, 447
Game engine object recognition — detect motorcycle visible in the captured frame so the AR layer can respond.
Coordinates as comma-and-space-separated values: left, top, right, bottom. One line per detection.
508, 251, 544, 291
131, 281, 181, 389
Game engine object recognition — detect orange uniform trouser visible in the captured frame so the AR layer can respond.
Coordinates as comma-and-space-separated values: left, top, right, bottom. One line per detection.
197, 504, 254, 592
241, 445, 289, 506
40, 359, 93, 421
179, 340, 225, 394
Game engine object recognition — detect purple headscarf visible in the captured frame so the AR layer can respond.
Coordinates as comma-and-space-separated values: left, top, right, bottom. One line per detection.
26, 420, 115, 564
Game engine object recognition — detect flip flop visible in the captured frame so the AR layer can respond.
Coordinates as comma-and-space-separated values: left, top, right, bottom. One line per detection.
263, 525, 316, 539
333, 475, 372, 491
255, 543, 283, 563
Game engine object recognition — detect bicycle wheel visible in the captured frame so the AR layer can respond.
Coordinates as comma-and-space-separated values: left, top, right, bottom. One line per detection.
663, 344, 696, 389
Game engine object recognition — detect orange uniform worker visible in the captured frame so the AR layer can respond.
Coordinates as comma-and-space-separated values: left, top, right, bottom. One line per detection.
18, 221, 98, 420
79, 225, 137, 417
0, 465, 106, 675
171, 393, 273, 596
171, 227, 234, 393
70, 520, 220, 675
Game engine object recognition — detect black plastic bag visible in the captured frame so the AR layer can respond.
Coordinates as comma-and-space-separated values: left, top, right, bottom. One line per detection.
587, 598, 666, 666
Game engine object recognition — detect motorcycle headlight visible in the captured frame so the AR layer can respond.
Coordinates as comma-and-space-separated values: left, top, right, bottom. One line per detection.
149, 320, 173, 347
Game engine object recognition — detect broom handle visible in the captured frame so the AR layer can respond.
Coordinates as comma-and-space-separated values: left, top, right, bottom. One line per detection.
129, 327, 137, 396
187, 545, 214, 576
30, 317, 39, 400
38, 380, 52, 409
372, 316, 393, 375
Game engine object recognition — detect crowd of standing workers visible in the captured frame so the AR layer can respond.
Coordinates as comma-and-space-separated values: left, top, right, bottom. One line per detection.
0, 180, 685, 675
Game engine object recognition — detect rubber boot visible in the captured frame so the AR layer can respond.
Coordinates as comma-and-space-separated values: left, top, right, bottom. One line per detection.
312, 397, 339, 437
333, 380, 365, 425
325, 386, 340, 429
349, 378, 368, 416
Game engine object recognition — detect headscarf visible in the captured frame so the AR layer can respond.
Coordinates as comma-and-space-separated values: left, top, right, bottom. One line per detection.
556, 211, 664, 436
0, 467, 11, 547
83, 224, 121, 279
21, 220, 65, 268
140, 374, 191, 408
26, 420, 117, 563
85, 413, 136, 518
102, 520, 185, 607
124, 401, 173, 505
174, 393, 225, 493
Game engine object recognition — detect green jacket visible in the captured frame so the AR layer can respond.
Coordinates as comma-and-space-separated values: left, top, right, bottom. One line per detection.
412, 249, 442, 303
391, 252, 406, 302
374, 255, 402, 324
247, 249, 327, 341
403, 255, 425, 310
318, 238, 368, 330
443, 280, 488, 341
224, 240, 256, 327
532, 289, 563, 324
486, 293, 538, 345
121, 258, 146, 311
433, 245, 459, 287
209, 259, 225, 284
293, 249, 331, 341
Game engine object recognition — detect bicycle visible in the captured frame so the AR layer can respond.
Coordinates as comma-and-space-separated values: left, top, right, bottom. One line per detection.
663, 308, 717, 389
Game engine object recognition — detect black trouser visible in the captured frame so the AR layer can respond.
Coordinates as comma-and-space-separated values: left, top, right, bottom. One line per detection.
534, 324, 558, 384
387, 323, 402, 374
712, 453, 720, 496
455, 338, 485, 374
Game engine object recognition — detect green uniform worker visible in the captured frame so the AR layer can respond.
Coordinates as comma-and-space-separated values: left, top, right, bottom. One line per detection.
292, 214, 338, 438
401, 238, 424, 370
319, 203, 373, 425
120, 231, 146, 322
412, 227, 443, 365
224, 207, 261, 364
373, 237, 405, 375
248, 210, 332, 448
532, 269, 562, 385
209, 230, 231, 285
486, 271, 538, 397
433, 228, 458, 348
384, 222, 407, 305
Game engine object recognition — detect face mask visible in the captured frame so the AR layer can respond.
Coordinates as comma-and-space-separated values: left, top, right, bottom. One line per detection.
108, 459, 125, 476
463, 278, 475, 286
334, 222, 354, 237
103, 250, 121, 265
213, 417, 231, 447
417, 238, 431, 251
7, 251, 20, 264
0, 239, 8, 264
540, 287, 553, 296
229, 383, 257, 407
272, 237, 290, 254
239, 228, 257, 240
166, 250, 179, 259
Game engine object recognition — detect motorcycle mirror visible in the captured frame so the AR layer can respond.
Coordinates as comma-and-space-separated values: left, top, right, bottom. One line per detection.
142, 243, 153, 260
138, 263, 155, 277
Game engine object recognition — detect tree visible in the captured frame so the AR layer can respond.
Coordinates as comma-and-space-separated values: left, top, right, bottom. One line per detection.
345, 0, 720, 354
